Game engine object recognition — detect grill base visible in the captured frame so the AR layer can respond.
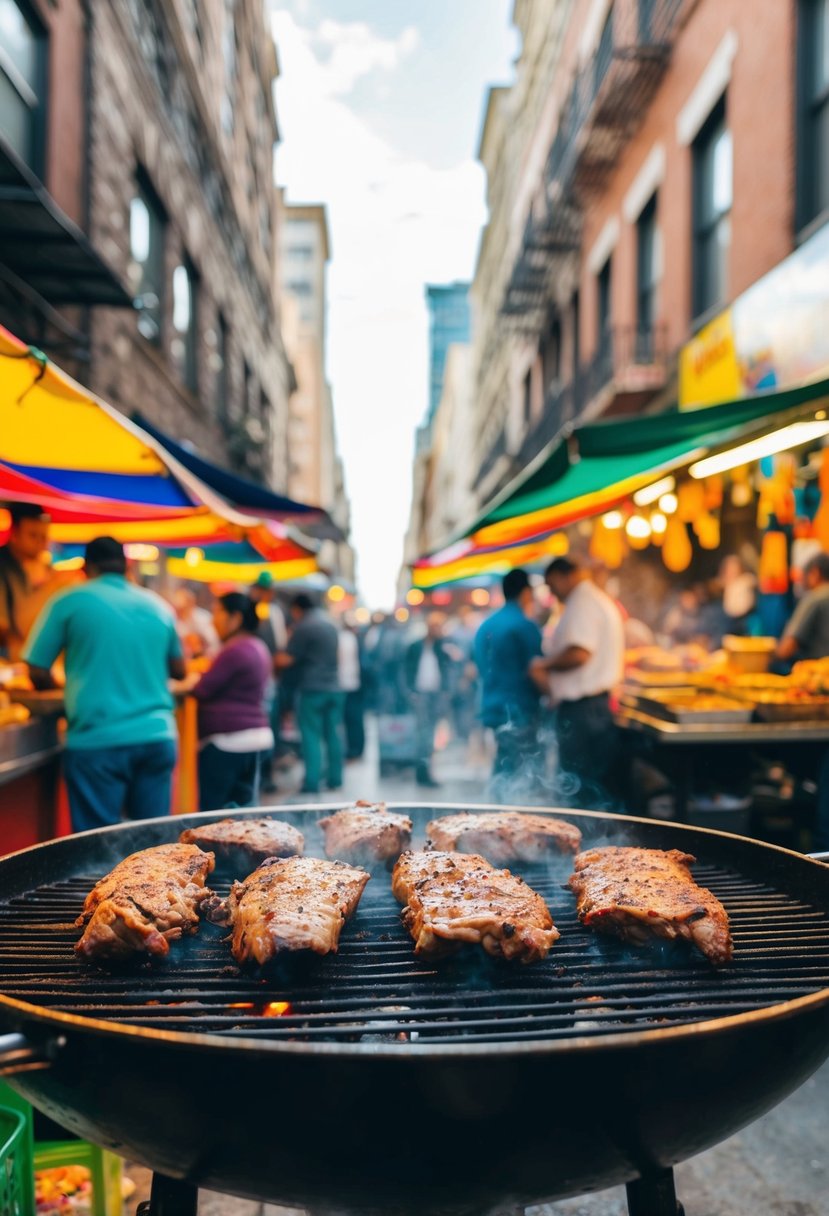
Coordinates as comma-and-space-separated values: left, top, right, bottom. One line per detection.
137, 1169, 687, 1216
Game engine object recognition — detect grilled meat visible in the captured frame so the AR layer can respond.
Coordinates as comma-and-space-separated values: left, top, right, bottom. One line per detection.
179, 817, 304, 872
426, 810, 582, 863
568, 847, 733, 966
392, 850, 559, 963
221, 855, 370, 965
318, 801, 412, 867
75, 844, 215, 963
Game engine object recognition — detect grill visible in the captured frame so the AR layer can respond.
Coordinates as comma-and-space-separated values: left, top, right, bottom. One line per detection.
2, 859, 829, 1046
1, 804, 829, 1216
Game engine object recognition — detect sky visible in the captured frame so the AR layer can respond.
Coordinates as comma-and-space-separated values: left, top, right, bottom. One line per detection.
269, 0, 519, 609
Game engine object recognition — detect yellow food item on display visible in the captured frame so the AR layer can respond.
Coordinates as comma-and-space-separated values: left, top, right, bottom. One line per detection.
0, 703, 30, 727
694, 512, 721, 550
677, 480, 706, 523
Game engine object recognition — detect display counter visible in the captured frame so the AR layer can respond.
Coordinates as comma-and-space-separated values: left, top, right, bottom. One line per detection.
0, 717, 62, 854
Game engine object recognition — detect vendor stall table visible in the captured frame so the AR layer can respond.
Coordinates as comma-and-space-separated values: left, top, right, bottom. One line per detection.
0, 718, 61, 853
615, 708, 829, 827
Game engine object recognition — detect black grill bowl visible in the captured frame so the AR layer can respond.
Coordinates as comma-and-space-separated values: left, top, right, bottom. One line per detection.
1, 805, 829, 1216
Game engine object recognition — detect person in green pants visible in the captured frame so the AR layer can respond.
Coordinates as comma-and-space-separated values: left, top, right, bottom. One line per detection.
276, 594, 343, 793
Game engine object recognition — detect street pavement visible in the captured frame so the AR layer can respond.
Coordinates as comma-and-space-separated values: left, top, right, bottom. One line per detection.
123, 719, 829, 1215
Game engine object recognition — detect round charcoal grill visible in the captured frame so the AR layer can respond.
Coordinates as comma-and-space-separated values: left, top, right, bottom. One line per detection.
1, 805, 828, 1216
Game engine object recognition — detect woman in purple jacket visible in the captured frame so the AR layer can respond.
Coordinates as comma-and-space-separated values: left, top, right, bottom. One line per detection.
191, 593, 274, 811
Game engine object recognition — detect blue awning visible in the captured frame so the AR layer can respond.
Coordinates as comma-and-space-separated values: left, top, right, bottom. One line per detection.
133, 413, 345, 542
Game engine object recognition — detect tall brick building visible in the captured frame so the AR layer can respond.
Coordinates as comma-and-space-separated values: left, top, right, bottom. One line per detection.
0, 0, 292, 490
463, 0, 828, 519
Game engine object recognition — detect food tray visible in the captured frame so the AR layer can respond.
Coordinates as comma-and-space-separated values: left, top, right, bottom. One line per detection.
633, 691, 755, 724
753, 700, 829, 722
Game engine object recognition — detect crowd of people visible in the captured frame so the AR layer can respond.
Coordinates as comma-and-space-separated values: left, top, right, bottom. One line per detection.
6, 497, 829, 845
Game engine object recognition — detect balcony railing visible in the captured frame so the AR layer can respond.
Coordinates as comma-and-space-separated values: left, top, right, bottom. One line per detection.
515, 324, 670, 468
502, 0, 685, 330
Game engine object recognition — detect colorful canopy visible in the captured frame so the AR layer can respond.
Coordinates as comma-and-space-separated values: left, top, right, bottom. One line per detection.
0, 326, 319, 573
413, 376, 829, 583
133, 413, 345, 542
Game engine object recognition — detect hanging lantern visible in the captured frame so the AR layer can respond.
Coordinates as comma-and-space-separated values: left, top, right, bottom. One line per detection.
590, 518, 626, 569
649, 511, 667, 546
662, 517, 692, 572
759, 530, 789, 595
730, 465, 753, 507
625, 514, 652, 550
677, 480, 706, 523
813, 448, 829, 550
695, 512, 721, 550
704, 475, 723, 510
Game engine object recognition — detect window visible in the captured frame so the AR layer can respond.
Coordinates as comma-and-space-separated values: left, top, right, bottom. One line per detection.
692, 98, 732, 318
290, 245, 314, 262
571, 290, 580, 382
172, 258, 198, 393
0, 0, 46, 173
130, 175, 166, 345
523, 368, 532, 425
542, 316, 561, 395
637, 194, 658, 350
595, 5, 614, 94
797, 0, 829, 231
215, 312, 229, 423
597, 256, 612, 358
287, 279, 312, 298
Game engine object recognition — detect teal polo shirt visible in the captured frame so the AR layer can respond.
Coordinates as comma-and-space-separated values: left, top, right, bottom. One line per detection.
24, 574, 182, 751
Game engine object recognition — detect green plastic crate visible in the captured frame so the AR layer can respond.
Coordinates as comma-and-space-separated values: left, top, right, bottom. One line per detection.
0, 1106, 30, 1216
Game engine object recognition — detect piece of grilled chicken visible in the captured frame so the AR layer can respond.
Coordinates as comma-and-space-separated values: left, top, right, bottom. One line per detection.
210, 855, 370, 965
75, 844, 215, 963
426, 810, 582, 863
179, 817, 304, 871
568, 847, 733, 966
318, 801, 412, 867
392, 850, 559, 964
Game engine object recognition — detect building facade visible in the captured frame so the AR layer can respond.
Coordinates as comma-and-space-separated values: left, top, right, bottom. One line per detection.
0, 0, 293, 490
280, 202, 354, 581
464, 0, 825, 524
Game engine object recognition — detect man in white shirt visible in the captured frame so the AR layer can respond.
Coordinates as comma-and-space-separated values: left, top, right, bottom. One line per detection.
530, 557, 625, 805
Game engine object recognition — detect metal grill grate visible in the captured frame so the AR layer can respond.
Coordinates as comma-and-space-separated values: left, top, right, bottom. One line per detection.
1, 858, 828, 1046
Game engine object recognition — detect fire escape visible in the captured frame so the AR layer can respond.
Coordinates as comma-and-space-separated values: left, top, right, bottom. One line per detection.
494, 0, 686, 482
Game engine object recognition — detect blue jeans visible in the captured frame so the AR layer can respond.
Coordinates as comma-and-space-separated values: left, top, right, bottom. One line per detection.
63, 739, 177, 833
198, 744, 264, 812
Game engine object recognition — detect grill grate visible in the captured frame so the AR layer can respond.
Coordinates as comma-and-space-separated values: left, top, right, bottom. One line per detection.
1, 857, 829, 1045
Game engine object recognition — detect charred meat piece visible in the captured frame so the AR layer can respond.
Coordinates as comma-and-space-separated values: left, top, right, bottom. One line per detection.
392, 850, 559, 964
220, 855, 370, 965
318, 801, 412, 867
568, 847, 733, 966
75, 844, 215, 963
179, 817, 304, 872
426, 810, 582, 863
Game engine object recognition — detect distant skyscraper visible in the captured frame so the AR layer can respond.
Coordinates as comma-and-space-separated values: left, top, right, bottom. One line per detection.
425, 282, 470, 426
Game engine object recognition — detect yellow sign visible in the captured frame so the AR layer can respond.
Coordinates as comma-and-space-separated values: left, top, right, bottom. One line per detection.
679, 309, 741, 409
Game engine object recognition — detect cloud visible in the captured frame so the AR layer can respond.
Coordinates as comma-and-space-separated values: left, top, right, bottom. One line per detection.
310, 20, 421, 97
269, 8, 486, 607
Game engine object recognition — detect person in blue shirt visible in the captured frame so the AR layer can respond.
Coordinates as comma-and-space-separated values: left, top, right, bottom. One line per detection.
23, 536, 186, 833
473, 568, 543, 792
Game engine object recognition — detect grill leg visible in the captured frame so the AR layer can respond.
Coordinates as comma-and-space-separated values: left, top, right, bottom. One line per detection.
626, 1168, 685, 1216
136, 1173, 199, 1216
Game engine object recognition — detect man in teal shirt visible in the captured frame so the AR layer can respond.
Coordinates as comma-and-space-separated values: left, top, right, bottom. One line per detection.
24, 537, 186, 832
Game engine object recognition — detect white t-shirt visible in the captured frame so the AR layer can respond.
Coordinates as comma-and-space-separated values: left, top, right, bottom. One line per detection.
338, 629, 361, 692
415, 643, 442, 693
547, 580, 624, 704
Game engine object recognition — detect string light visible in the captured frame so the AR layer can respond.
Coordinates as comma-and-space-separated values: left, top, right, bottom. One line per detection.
470, 588, 490, 606
406, 589, 425, 606
184, 547, 204, 567
658, 492, 679, 515
327, 584, 346, 603
633, 476, 675, 508
689, 420, 829, 480
602, 510, 624, 530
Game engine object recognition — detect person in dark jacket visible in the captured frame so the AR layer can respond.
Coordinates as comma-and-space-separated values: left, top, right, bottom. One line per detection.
191, 593, 274, 811
404, 612, 452, 787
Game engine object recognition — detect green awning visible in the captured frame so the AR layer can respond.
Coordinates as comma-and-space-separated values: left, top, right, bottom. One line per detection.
475, 376, 829, 531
